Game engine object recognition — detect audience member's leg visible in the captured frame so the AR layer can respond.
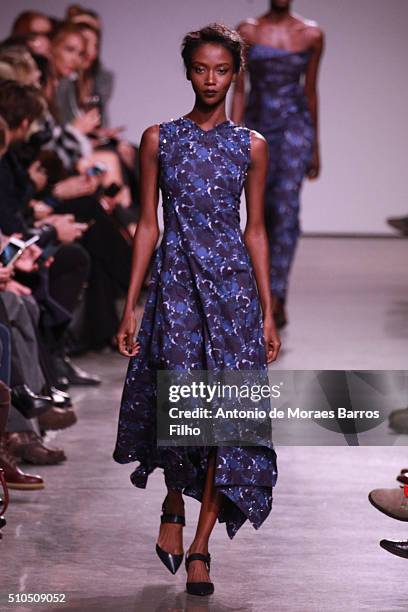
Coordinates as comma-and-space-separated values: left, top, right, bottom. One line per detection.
1, 293, 46, 394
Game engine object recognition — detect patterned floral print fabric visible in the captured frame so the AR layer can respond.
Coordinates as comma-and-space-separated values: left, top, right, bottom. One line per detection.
113, 117, 277, 539
245, 45, 315, 301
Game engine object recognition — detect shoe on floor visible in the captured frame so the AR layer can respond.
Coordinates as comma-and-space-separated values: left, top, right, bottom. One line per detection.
389, 407, 408, 434
369, 488, 408, 521
397, 468, 408, 485
38, 406, 77, 432
387, 216, 408, 235
0, 434, 44, 490
49, 386, 72, 408
55, 356, 101, 386
6, 431, 66, 465
380, 539, 408, 558
11, 384, 53, 419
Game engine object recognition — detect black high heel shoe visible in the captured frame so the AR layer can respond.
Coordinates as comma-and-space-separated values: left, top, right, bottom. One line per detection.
155, 503, 185, 574
185, 552, 214, 596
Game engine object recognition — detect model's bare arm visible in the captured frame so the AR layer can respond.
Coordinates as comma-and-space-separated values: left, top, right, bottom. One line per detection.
230, 70, 246, 125
230, 20, 254, 124
244, 131, 281, 363
304, 27, 324, 179
116, 125, 160, 356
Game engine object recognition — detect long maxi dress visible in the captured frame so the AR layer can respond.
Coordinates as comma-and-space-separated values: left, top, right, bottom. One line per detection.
244, 44, 315, 302
113, 117, 277, 539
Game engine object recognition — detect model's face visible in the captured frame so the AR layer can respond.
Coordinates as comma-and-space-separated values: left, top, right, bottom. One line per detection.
188, 43, 235, 107
81, 29, 99, 70
270, 0, 292, 10
52, 33, 85, 77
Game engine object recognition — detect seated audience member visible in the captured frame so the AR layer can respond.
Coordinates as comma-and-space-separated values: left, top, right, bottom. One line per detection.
0, 82, 101, 375
10, 10, 53, 57
0, 114, 77, 470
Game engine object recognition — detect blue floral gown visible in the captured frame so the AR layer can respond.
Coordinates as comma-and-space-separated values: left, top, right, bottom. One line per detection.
113, 117, 277, 539
245, 45, 315, 302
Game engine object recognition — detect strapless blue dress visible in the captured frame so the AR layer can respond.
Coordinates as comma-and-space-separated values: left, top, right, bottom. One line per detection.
245, 44, 315, 302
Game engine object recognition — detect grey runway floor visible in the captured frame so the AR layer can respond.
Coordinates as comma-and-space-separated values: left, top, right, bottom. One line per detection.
2, 237, 408, 612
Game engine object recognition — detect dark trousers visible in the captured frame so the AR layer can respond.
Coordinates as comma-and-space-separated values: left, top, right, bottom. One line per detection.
54, 196, 132, 348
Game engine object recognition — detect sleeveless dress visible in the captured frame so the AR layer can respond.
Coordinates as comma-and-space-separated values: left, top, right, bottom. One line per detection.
244, 44, 314, 302
113, 117, 277, 539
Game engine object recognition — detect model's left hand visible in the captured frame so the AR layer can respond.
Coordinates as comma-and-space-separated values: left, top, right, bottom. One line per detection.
263, 315, 281, 363
307, 149, 320, 180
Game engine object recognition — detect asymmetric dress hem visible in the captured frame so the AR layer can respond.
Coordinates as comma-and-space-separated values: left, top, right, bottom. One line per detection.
113, 116, 277, 539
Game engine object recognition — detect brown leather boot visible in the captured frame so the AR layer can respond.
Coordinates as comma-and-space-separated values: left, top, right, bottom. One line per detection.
6, 431, 66, 465
0, 434, 44, 490
38, 406, 77, 431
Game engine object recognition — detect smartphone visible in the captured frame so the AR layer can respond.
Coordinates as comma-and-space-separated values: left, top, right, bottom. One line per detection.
35, 243, 59, 265
0, 235, 40, 267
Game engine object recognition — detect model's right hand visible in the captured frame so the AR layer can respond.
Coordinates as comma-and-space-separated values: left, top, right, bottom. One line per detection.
116, 311, 140, 357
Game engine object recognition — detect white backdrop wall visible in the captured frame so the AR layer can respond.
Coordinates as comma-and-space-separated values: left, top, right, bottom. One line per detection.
1, 0, 408, 234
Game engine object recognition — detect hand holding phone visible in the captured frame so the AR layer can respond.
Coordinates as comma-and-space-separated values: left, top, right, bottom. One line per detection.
0, 235, 40, 269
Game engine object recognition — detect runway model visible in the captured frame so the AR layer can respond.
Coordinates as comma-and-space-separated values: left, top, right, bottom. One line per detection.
113, 24, 280, 596
232, 0, 324, 327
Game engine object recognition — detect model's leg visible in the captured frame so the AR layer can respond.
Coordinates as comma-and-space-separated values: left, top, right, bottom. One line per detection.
268, 120, 312, 310
156, 488, 185, 555
186, 449, 223, 584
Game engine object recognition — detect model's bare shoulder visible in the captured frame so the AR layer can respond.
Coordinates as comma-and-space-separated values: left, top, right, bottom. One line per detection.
140, 124, 160, 155
236, 18, 258, 43
250, 129, 268, 160
307, 21, 324, 40
299, 18, 324, 46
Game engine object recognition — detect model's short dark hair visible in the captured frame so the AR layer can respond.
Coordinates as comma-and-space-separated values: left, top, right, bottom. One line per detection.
0, 80, 43, 130
181, 23, 246, 74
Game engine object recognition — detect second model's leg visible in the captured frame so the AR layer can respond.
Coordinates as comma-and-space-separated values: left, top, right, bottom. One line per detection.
186, 449, 223, 584
265, 120, 313, 321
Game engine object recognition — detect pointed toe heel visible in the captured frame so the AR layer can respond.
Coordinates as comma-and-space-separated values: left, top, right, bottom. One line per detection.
185, 552, 214, 596
155, 508, 185, 574
155, 543, 184, 574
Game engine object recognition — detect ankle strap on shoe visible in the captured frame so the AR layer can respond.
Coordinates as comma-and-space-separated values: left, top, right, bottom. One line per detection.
160, 513, 185, 526
185, 552, 211, 570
